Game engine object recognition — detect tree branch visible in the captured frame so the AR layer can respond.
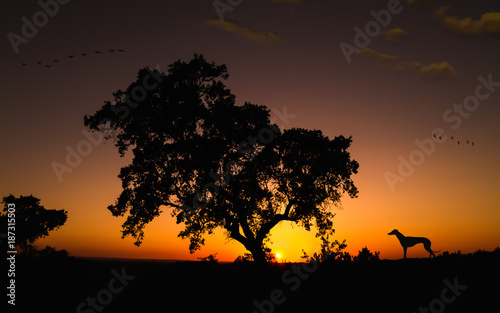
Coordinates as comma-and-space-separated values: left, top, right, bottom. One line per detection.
239, 214, 256, 241
255, 212, 296, 243
283, 201, 293, 217
228, 218, 248, 247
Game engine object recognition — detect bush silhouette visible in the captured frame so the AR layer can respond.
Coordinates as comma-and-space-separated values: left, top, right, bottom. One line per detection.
353, 246, 380, 262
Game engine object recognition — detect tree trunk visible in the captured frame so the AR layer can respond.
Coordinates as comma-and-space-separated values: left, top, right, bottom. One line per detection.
246, 241, 267, 264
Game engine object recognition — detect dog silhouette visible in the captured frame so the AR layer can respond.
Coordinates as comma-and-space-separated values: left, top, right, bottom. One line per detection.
388, 229, 440, 258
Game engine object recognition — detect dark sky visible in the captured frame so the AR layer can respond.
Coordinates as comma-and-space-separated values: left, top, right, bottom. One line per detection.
1, 0, 499, 261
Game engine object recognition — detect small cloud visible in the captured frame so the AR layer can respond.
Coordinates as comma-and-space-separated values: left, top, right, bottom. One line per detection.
436, 7, 500, 36
204, 19, 284, 43
382, 28, 408, 42
418, 61, 457, 78
360, 48, 398, 62
360, 48, 457, 78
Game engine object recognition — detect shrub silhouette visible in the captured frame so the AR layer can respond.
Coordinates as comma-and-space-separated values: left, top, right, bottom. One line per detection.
301, 236, 350, 263
234, 253, 254, 263
198, 253, 219, 263
353, 246, 380, 262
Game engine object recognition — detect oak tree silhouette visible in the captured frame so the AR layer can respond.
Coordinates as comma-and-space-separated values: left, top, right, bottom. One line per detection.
84, 54, 359, 263
1, 194, 68, 251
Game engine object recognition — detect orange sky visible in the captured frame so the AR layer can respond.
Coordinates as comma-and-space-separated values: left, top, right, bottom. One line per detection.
26, 100, 500, 261
2, 0, 500, 262
30, 130, 500, 262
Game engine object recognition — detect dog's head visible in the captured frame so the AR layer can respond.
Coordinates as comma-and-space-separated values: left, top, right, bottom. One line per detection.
388, 229, 398, 235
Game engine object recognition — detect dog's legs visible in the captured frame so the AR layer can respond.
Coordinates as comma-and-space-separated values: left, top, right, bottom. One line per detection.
403, 246, 407, 259
424, 242, 434, 258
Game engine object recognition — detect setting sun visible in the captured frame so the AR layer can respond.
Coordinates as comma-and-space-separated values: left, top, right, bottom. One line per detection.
276, 253, 281, 259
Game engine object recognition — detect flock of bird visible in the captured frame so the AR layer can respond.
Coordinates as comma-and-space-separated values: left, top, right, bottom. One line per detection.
433, 133, 475, 147
20, 49, 126, 68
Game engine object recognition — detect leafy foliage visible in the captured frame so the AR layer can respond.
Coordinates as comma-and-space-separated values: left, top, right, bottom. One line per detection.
84, 54, 359, 263
353, 246, 380, 262
234, 253, 254, 263
197, 253, 219, 263
1, 194, 68, 250
20, 245, 71, 259
301, 236, 350, 263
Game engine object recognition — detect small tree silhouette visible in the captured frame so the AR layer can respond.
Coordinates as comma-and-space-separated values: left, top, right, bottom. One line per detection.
0, 194, 67, 251
84, 54, 359, 263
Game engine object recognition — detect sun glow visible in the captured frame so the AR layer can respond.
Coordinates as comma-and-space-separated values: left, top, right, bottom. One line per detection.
276, 253, 281, 259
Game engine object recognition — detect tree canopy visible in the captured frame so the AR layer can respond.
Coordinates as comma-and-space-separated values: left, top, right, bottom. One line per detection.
84, 54, 359, 263
1, 194, 68, 250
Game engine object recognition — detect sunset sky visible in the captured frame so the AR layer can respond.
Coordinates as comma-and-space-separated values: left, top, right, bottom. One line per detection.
1, 0, 499, 262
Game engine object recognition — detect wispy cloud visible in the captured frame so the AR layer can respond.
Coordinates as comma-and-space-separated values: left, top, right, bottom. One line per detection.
360, 48, 397, 63
382, 28, 408, 42
436, 7, 500, 36
360, 48, 457, 78
417, 61, 457, 78
204, 19, 285, 43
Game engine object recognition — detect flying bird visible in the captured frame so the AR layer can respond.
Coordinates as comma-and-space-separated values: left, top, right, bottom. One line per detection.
45, 64, 52, 68
94, 50, 102, 54
21, 63, 27, 66
36, 61, 42, 65
53, 59, 60, 62
118, 49, 125, 52
108, 49, 115, 52
68, 55, 74, 58
81, 53, 87, 57
472, 142, 475, 147
457, 141, 460, 145
433, 133, 436, 138
439, 136, 442, 140
467, 140, 469, 144
451, 136, 454, 140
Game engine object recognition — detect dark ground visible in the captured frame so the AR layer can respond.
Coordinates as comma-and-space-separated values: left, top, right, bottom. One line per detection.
9, 250, 500, 313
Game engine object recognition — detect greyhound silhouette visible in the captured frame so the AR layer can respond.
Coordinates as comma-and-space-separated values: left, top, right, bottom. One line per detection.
388, 229, 440, 258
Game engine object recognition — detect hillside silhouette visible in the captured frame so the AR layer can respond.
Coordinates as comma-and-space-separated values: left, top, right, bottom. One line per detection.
15, 247, 500, 313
